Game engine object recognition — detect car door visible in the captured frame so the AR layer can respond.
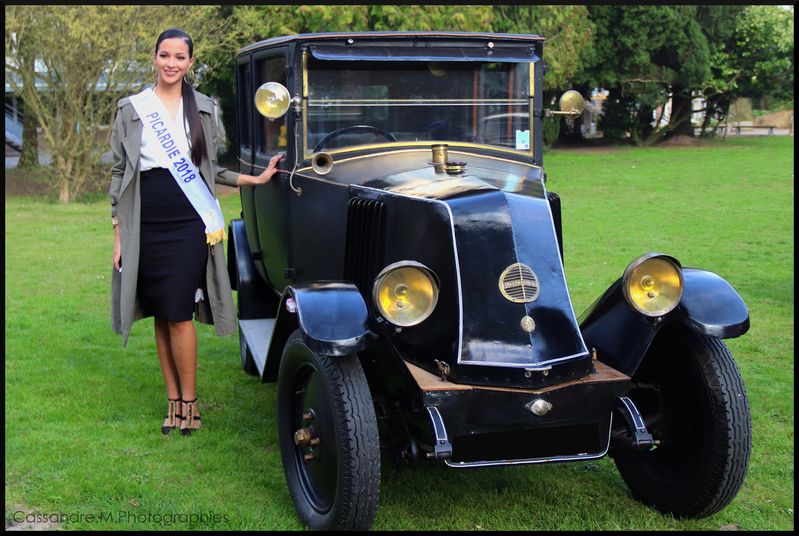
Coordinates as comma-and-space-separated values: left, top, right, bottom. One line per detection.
250, 49, 290, 290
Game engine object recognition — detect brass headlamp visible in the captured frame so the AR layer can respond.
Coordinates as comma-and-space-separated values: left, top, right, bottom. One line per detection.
373, 261, 439, 327
622, 253, 684, 317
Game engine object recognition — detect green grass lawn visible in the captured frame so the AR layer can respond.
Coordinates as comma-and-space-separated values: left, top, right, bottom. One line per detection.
5, 136, 793, 530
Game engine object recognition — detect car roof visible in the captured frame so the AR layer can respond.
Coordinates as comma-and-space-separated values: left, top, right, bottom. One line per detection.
238, 31, 544, 56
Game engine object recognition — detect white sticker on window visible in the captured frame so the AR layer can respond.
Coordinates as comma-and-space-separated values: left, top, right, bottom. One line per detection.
515, 130, 530, 150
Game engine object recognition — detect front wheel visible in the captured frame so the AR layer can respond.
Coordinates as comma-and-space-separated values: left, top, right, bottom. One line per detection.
277, 331, 380, 530
612, 329, 751, 518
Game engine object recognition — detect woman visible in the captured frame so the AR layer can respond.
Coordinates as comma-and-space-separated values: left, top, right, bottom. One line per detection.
109, 28, 283, 436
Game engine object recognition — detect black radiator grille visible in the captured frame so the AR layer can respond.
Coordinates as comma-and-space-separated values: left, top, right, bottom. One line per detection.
344, 198, 386, 295
547, 191, 563, 262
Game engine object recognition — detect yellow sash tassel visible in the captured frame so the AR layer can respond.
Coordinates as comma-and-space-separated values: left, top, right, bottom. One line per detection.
206, 228, 227, 246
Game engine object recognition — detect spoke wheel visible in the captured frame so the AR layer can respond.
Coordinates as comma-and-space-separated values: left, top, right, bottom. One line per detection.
277, 331, 380, 530
612, 329, 751, 518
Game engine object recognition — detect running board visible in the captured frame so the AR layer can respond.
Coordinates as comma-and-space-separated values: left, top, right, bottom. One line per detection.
239, 318, 276, 376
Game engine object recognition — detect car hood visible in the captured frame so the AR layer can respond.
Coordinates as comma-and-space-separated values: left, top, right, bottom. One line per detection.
360, 155, 545, 200
360, 166, 589, 369
301, 147, 545, 196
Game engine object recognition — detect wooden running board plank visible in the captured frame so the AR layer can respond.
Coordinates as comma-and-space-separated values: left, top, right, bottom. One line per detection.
405, 360, 473, 391
404, 360, 629, 395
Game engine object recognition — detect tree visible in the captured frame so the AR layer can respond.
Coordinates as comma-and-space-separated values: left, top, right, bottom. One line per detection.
19, 109, 40, 169
13, 9, 39, 169
209, 5, 592, 153
493, 5, 595, 92
697, 5, 794, 136
693, 5, 746, 136
207, 5, 497, 157
578, 5, 711, 145
492, 5, 596, 145
365, 5, 493, 32
4, 5, 228, 202
201, 5, 375, 158
734, 5, 794, 105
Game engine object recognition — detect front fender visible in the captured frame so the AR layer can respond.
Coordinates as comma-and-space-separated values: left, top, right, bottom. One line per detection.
579, 268, 749, 376
263, 282, 375, 381
677, 268, 750, 338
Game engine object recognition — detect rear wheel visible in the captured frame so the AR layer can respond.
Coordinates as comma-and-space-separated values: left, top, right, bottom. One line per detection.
277, 331, 380, 530
612, 329, 751, 518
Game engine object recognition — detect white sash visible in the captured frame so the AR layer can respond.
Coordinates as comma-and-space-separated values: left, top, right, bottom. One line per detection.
129, 87, 226, 245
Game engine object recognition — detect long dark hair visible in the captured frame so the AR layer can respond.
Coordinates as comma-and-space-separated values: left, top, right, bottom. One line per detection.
155, 28, 207, 167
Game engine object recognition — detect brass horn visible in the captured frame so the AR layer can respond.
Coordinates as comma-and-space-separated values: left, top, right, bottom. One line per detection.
311, 152, 334, 175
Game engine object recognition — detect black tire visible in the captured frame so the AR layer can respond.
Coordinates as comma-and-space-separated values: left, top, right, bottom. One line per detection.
239, 327, 259, 376
277, 331, 380, 530
612, 329, 751, 518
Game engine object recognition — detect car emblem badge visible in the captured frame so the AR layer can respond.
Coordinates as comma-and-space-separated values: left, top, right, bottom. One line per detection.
520, 315, 536, 333
499, 263, 540, 303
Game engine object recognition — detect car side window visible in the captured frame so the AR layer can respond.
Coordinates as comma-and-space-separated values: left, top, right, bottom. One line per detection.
255, 54, 288, 155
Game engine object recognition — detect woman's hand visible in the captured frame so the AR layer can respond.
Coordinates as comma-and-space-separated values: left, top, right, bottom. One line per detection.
236, 153, 285, 186
113, 229, 122, 271
252, 153, 285, 185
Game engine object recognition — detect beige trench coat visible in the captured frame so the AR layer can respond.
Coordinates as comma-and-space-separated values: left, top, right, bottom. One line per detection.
109, 89, 239, 346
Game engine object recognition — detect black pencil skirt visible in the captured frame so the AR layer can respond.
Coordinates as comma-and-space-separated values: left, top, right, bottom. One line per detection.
138, 167, 208, 321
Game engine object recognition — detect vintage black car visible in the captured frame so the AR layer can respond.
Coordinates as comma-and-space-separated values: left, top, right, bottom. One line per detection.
227, 31, 752, 530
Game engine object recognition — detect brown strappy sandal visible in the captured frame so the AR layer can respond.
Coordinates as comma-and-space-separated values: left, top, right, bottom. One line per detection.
162, 398, 181, 435
180, 397, 202, 436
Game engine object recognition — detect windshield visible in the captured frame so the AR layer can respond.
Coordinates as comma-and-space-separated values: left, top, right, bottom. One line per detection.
305, 58, 531, 156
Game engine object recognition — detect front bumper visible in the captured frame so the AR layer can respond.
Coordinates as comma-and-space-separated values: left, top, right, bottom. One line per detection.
407, 360, 630, 466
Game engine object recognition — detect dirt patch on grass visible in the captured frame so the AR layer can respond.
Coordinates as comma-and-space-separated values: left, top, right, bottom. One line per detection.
554, 135, 709, 153
5, 167, 53, 198
657, 135, 704, 148
551, 138, 629, 154
216, 184, 239, 197
754, 110, 793, 129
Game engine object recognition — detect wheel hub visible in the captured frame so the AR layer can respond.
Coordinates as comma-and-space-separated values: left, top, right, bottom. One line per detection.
294, 426, 315, 446
295, 409, 322, 461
